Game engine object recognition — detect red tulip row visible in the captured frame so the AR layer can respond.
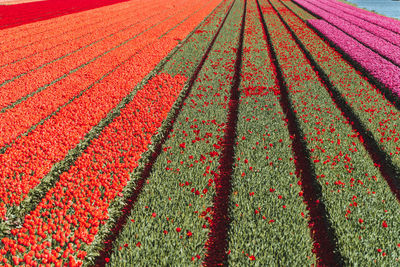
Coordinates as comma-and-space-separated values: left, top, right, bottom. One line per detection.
0, 0, 133, 45
2, 0, 400, 265
226, 0, 314, 264
0, 0, 130, 31
0, 72, 187, 267
106, 0, 243, 265
0, 0, 214, 217
264, 0, 400, 264
0, 1, 140, 56
0, 0, 180, 110
0, 1, 157, 68
0, 0, 208, 150
0, 0, 223, 265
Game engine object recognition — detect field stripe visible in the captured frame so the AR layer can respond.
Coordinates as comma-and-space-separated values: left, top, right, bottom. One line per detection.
0, 1, 155, 67
203, 0, 246, 265
284, 0, 316, 20
309, 0, 400, 47
0, 0, 140, 55
103, 1, 243, 265
0, 0, 135, 44
276, 0, 400, 202
258, 0, 342, 264
265, 0, 400, 264
0, 0, 164, 87
0, 0, 130, 30
0, 0, 225, 265
293, 0, 400, 68
323, 0, 400, 35
92, 2, 235, 264
0, 0, 195, 148
225, 0, 314, 264
0, 0, 207, 218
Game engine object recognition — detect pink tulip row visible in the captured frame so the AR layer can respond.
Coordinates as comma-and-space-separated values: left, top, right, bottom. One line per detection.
329, 0, 400, 35
293, 0, 400, 67
280, 0, 400, 170
304, 0, 400, 47
308, 19, 400, 97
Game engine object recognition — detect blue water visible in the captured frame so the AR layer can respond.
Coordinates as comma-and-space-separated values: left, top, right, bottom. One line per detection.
345, 0, 400, 19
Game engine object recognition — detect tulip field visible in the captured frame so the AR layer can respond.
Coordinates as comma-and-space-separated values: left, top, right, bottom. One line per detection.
1, 0, 400, 265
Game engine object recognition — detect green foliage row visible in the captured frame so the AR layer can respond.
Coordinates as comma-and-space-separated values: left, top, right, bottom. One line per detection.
280, 0, 400, 180
226, 0, 314, 265
263, 0, 400, 263
82, 1, 234, 264
107, 0, 244, 265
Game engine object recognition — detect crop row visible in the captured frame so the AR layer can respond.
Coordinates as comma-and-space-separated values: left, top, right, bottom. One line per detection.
108, 0, 400, 264
267, 0, 400, 264
0, 0, 215, 220
0, 0, 133, 45
0, 1, 140, 56
305, 0, 400, 47
312, 0, 400, 47
0, 0, 129, 30
2, 0, 400, 265
0, 3, 161, 71
293, 0, 400, 67
110, 0, 313, 265
107, 0, 242, 265
282, 0, 400, 171
293, 0, 400, 96
0, 0, 225, 265
0, 0, 193, 113
307, 19, 400, 97
328, 0, 400, 34
226, 0, 314, 264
